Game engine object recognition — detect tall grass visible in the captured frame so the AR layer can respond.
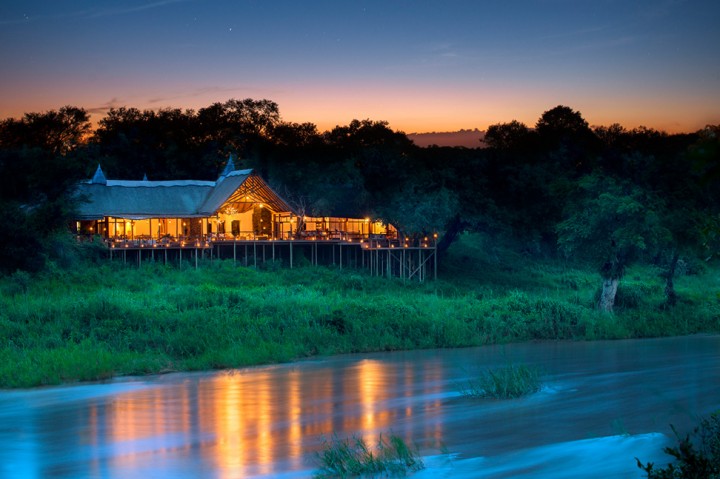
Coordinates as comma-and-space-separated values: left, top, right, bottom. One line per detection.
460, 363, 542, 399
0, 233, 717, 388
314, 433, 424, 478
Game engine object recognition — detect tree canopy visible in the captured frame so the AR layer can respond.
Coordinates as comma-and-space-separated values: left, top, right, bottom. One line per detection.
0, 99, 716, 302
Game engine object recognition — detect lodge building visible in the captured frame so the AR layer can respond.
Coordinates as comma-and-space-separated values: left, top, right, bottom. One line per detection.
74, 158, 392, 243
72, 158, 435, 281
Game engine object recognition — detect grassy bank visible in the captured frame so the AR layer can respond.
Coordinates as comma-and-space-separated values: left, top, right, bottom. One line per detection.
0, 234, 718, 388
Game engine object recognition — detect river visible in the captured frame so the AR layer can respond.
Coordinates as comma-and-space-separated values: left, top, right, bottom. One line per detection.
1, 335, 718, 478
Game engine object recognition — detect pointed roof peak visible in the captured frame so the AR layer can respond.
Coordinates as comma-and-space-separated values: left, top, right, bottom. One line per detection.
142, 173, 148, 182
91, 165, 107, 185
219, 153, 237, 180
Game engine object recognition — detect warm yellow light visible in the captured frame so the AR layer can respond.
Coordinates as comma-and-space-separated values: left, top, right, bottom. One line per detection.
364, 218, 370, 222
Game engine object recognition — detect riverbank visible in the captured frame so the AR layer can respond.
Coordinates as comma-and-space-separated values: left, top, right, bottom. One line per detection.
1, 234, 718, 388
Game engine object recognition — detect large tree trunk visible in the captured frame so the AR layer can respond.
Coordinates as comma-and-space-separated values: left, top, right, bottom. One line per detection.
664, 251, 680, 307
598, 277, 619, 312
599, 254, 624, 313
436, 214, 465, 259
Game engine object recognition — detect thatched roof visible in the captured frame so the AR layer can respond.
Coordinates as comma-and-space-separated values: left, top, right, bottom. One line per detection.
75, 166, 293, 220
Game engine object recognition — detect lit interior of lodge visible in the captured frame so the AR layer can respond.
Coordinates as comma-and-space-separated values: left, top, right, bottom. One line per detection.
77, 214, 392, 244
74, 161, 394, 245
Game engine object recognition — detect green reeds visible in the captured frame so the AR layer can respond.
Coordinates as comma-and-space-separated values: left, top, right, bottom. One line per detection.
460, 363, 542, 399
314, 433, 424, 478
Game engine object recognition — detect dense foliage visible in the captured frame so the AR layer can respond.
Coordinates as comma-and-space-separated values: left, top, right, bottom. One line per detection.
0, 234, 717, 388
0, 99, 718, 308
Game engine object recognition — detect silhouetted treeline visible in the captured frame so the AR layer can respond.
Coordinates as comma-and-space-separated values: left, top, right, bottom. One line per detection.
1, 99, 719, 307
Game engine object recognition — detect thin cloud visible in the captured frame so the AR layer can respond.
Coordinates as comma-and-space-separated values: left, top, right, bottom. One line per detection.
87, 98, 124, 115
80, 0, 193, 20
146, 85, 281, 105
0, 0, 192, 25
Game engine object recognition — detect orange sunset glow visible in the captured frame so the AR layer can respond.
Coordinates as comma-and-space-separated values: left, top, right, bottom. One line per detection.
1, 1, 718, 141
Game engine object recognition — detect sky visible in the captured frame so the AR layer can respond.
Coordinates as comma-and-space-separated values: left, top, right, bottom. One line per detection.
1, 0, 719, 135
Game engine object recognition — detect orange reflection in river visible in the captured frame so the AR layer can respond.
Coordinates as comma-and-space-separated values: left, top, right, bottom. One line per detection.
84, 356, 445, 476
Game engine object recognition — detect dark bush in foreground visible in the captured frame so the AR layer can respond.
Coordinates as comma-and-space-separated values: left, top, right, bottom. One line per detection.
636, 411, 720, 478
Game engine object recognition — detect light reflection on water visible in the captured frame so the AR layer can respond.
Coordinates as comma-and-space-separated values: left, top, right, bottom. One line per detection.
0, 335, 718, 478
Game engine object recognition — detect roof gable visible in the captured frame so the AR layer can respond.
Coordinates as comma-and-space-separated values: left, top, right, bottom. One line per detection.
75, 168, 293, 220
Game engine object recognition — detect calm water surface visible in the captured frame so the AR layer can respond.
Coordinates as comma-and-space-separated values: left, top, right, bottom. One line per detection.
1, 335, 718, 478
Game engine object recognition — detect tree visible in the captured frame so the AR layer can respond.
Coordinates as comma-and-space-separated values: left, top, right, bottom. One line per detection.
557, 174, 670, 312
536, 105, 599, 177
379, 184, 459, 240
536, 105, 591, 141
0, 106, 91, 155
0, 107, 93, 272
483, 120, 534, 152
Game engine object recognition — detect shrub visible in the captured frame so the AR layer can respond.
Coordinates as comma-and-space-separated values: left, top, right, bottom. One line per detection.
636, 411, 720, 478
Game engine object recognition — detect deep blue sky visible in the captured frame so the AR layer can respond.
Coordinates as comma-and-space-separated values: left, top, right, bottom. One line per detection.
1, 0, 718, 133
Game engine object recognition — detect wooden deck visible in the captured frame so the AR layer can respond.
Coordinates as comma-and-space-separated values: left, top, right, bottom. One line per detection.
106, 236, 437, 281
